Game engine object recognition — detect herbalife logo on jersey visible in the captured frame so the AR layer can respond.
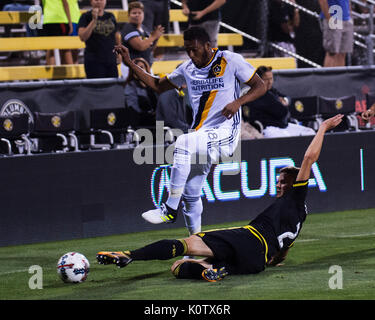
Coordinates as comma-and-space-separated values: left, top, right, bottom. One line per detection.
190, 78, 224, 92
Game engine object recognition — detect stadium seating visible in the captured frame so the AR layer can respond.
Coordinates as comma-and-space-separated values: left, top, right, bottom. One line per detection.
0, 34, 243, 52
0, 113, 31, 155
88, 107, 135, 150
0, 57, 296, 81
30, 111, 79, 153
152, 57, 296, 75
0, 9, 187, 24
289, 96, 322, 131
318, 95, 359, 131
0, 8, 300, 82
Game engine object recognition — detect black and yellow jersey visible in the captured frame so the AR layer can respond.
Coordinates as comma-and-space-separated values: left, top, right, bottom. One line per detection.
249, 180, 309, 260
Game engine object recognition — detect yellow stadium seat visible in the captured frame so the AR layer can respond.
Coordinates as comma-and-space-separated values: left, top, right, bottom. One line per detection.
0, 9, 187, 24
0, 33, 243, 52
0, 57, 296, 82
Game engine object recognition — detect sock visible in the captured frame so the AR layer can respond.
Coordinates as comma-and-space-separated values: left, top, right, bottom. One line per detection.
129, 239, 187, 261
182, 196, 203, 235
166, 149, 192, 210
173, 261, 206, 280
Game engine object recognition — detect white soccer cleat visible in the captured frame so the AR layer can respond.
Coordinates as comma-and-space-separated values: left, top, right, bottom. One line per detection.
141, 203, 177, 224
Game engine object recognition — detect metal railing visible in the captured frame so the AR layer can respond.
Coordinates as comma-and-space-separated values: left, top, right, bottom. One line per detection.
172, 0, 375, 66
170, 0, 321, 68
282, 0, 374, 65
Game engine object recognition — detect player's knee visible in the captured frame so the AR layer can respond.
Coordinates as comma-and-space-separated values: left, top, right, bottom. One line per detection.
182, 194, 202, 212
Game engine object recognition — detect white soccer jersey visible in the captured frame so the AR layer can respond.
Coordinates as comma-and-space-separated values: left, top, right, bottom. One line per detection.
166, 49, 256, 131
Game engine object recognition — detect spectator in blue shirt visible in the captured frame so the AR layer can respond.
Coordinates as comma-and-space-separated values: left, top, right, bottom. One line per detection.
318, 0, 354, 67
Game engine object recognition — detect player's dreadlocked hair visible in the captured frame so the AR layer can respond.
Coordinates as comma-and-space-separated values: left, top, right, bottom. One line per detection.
183, 26, 211, 45
280, 166, 300, 183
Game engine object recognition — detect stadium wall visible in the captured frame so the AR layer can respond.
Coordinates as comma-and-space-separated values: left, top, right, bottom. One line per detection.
0, 131, 374, 247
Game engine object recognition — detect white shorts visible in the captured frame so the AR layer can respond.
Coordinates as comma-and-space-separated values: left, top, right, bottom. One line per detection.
177, 126, 240, 202
173, 126, 240, 166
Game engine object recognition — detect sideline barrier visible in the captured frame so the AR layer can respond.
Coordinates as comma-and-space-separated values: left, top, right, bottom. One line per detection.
0, 131, 374, 246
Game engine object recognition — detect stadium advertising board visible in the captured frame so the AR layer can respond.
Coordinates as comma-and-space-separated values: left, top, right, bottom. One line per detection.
0, 131, 373, 246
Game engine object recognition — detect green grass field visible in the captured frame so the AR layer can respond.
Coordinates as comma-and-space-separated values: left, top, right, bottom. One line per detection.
0, 209, 374, 300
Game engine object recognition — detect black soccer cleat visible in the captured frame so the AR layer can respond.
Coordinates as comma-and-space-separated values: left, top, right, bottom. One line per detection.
96, 251, 133, 268
202, 267, 228, 282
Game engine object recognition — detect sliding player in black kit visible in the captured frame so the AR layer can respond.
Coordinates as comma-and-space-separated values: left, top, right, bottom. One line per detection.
97, 114, 344, 282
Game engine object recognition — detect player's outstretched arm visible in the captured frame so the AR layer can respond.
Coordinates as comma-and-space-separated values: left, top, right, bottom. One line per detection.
114, 45, 175, 94
296, 114, 343, 182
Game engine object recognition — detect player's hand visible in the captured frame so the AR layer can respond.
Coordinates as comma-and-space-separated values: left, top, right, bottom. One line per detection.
222, 101, 241, 119
361, 109, 375, 121
321, 114, 344, 131
114, 44, 131, 66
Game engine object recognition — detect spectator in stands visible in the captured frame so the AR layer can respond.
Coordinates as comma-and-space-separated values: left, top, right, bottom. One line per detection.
125, 57, 159, 128
2, 0, 36, 37
139, 0, 170, 34
67, 0, 81, 64
138, 0, 170, 60
318, 0, 354, 67
42, 0, 76, 65
78, 0, 121, 78
181, 0, 226, 48
156, 84, 193, 133
240, 118, 264, 140
268, 0, 300, 58
121, 1, 164, 67
244, 66, 315, 138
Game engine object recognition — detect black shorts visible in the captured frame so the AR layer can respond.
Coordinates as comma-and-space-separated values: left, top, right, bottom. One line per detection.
197, 226, 266, 275
42, 23, 70, 36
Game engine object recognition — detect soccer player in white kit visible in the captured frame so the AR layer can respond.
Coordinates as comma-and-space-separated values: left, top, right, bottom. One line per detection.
115, 26, 266, 235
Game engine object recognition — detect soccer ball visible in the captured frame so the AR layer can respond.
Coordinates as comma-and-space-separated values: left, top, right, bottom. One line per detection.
57, 252, 90, 283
